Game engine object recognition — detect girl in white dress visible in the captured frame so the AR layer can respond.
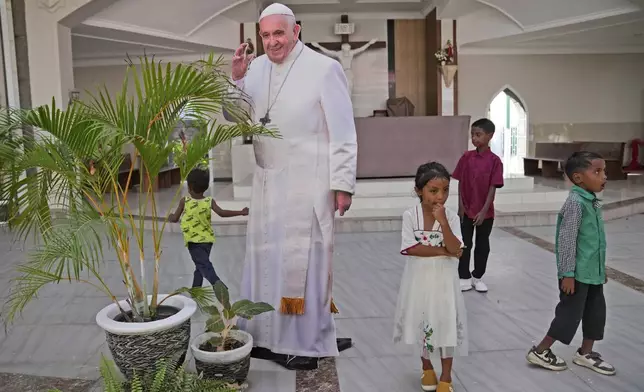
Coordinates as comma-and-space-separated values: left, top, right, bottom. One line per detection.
393, 162, 469, 392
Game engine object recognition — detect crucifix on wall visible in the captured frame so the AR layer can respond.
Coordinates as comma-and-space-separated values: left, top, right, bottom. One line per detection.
306, 15, 386, 95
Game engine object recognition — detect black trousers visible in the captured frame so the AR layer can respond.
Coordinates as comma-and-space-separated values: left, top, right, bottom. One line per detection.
547, 280, 606, 345
187, 242, 221, 288
458, 215, 494, 280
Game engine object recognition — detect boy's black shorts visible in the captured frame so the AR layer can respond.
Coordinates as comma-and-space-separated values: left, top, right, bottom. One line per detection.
547, 280, 606, 345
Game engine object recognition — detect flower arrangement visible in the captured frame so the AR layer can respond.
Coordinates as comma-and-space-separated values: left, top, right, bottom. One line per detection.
434, 40, 455, 65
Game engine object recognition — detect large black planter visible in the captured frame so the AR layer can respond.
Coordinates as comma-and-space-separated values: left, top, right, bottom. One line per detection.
95, 295, 197, 378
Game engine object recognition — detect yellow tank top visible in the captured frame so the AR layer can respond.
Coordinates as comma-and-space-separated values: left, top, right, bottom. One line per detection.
180, 197, 215, 244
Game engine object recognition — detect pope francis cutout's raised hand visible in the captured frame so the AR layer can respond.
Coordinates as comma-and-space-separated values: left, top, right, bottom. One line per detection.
231, 43, 254, 81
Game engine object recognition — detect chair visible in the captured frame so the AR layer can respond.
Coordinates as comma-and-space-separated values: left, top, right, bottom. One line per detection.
386, 97, 415, 117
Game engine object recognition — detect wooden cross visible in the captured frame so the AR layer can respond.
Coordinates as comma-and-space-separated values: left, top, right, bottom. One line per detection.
305, 15, 387, 51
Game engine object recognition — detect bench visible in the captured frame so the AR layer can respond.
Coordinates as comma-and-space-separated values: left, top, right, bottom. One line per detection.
524, 142, 627, 180
140, 162, 181, 192
115, 154, 181, 192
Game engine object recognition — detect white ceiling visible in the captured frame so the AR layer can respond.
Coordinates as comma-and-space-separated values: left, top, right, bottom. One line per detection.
91, 0, 238, 36
495, 18, 644, 49
68, 0, 644, 66
268, 0, 433, 15
475, 0, 637, 28
454, 0, 644, 53
71, 35, 191, 62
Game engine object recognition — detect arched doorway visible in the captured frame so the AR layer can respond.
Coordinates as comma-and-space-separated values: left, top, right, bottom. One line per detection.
487, 87, 528, 175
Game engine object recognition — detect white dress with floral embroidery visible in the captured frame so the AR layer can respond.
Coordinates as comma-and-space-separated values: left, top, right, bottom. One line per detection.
392, 204, 469, 359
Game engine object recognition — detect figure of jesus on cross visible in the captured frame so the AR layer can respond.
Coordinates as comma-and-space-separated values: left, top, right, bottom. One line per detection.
309, 15, 385, 96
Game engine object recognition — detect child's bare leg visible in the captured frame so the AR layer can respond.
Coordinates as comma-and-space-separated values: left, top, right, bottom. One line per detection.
421, 356, 434, 371
440, 357, 453, 383
535, 335, 556, 352
579, 338, 594, 355
421, 346, 434, 370
420, 349, 439, 390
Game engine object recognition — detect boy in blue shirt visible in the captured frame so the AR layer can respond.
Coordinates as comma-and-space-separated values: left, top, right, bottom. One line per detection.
526, 151, 615, 376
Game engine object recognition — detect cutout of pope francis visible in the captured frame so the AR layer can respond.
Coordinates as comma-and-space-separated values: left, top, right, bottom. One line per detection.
225, 2, 358, 371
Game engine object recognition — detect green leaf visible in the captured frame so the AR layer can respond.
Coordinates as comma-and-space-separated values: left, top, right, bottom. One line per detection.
180, 286, 216, 310
99, 355, 125, 392
232, 300, 275, 319
202, 305, 220, 315
213, 281, 230, 310
223, 308, 236, 320
206, 313, 225, 333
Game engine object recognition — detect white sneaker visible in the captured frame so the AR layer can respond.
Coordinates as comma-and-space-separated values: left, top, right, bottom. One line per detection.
473, 278, 488, 292
526, 346, 567, 371
460, 278, 473, 292
572, 350, 616, 376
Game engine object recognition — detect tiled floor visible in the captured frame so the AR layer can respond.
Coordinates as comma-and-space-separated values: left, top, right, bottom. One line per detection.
1, 217, 644, 391
520, 213, 644, 282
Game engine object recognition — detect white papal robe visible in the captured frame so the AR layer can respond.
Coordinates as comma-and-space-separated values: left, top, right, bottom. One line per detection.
234, 41, 357, 357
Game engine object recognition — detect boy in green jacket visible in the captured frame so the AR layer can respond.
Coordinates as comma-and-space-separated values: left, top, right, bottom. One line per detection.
526, 151, 616, 376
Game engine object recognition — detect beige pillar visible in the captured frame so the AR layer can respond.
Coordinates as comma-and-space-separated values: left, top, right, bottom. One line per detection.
24, 1, 77, 107
439, 19, 457, 116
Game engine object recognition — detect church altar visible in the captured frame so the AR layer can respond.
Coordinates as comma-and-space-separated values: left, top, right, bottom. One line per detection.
231, 115, 470, 183
355, 115, 470, 178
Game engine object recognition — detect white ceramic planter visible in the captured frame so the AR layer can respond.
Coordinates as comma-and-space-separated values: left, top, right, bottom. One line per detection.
96, 294, 197, 378
96, 294, 197, 335
191, 330, 253, 382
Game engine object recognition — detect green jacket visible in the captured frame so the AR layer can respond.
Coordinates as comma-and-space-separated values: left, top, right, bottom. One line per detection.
554, 185, 606, 285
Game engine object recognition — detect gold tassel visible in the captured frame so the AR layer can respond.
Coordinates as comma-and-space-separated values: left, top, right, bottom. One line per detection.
280, 297, 305, 315
330, 299, 339, 314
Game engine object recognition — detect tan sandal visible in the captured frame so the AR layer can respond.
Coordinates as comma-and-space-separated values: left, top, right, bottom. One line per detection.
421, 369, 438, 391
436, 381, 454, 392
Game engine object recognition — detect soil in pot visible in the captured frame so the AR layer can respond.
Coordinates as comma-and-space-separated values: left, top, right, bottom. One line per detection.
199, 338, 244, 353
113, 305, 178, 323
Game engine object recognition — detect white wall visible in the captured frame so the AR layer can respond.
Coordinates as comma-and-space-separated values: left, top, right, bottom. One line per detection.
458, 53, 644, 152
299, 17, 388, 117
74, 65, 130, 101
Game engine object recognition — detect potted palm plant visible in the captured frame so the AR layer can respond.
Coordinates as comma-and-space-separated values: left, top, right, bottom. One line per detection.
191, 282, 274, 384
0, 55, 275, 378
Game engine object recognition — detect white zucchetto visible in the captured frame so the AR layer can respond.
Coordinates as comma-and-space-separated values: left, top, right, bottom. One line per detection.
259, 3, 295, 21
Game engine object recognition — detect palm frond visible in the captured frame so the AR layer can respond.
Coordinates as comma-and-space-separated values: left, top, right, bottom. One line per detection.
23, 100, 112, 161
2, 207, 121, 324
173, 120, 278, 179
159, 286, 216, 312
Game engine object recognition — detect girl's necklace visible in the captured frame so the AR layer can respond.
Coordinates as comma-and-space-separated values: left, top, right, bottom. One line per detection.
259, 44, 305, 126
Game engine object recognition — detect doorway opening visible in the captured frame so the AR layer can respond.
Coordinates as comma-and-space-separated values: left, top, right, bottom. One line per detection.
487, 87, 528, 176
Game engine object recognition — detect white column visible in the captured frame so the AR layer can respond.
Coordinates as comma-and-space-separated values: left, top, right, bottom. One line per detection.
243, 22, 257, 49
0, 0, 20, 108
440, 19, 455, 116
25, 0, 77, 107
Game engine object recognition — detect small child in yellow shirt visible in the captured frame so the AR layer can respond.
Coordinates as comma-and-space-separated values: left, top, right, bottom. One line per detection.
169, 168, 248, 287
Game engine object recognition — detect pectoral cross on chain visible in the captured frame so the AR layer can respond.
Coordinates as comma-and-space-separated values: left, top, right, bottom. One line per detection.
259, 112, 271, 126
